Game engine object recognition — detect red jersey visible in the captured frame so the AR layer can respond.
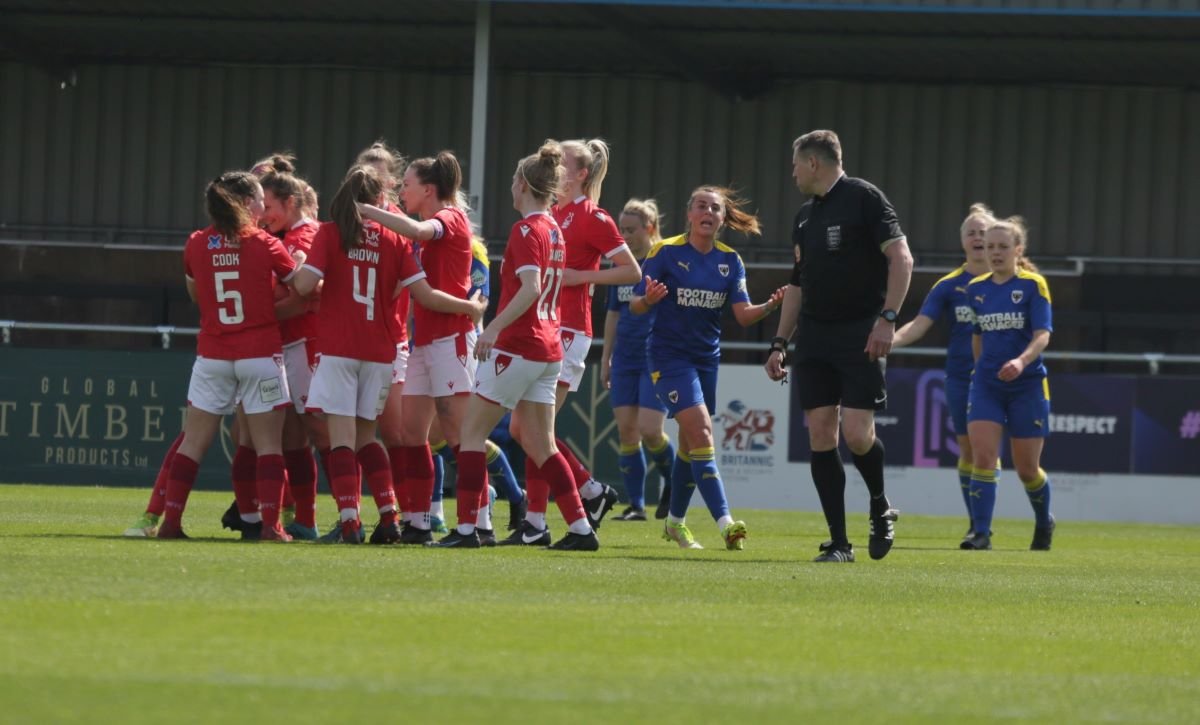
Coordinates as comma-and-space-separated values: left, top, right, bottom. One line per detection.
495, 212, 565, 362
278, 219, 320, 345
392, 286, 411, 345
412, 206, 473, 346
552, 196, 628, 337
305, 221, 426, 364
184, 225, 297, 360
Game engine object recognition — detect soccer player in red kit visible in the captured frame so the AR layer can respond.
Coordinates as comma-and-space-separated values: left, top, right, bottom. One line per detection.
434, 141, 597, 550
157, 171, 298, 541
359, 151, 479, 544
260, 170, 328, 540
296, 165, 486, 544
520, 138, 640, 532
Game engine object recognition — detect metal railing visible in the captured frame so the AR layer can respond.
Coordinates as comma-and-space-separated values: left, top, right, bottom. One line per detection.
0, 321, 198, 349
4, 320, 1198, 374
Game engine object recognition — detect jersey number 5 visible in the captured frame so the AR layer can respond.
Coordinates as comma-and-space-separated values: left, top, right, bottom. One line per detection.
214, 271, 244, 325
536, 267, 563, 321
353, 266, 377, 321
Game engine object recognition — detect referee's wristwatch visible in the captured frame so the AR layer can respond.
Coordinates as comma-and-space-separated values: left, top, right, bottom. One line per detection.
879, 309, 898, 324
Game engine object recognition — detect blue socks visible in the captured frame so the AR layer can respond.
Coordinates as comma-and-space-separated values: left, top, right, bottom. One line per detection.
668, 451, 697, 519
645, 435, 675, 489
485, 440, 523, 505
957, 459, 974, 523
618, 442, 647, 509
969, 466, 999, 536
688, 446, 730, 523
431, 441, 448, 504
1022, 468, 1053, 527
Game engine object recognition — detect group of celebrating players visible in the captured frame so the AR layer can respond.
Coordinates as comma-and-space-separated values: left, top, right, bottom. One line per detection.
121, 129, 1056, 558
123, 136, 784, 552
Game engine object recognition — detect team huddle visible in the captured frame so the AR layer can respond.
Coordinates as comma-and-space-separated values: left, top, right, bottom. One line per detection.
122, 128, 1055, 559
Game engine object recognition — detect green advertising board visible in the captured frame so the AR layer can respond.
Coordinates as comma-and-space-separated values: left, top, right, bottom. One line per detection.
0, 347, 633, 493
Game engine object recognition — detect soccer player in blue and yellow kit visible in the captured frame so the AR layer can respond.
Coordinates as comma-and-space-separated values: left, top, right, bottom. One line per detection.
602, 198, 677, 521
893, 203, 998, 541
963, 216, 1056, 551
630, 186, 785, 550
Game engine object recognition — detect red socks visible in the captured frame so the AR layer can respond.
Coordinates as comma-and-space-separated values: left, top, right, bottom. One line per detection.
404, 444, 435, 514
541, 453, 586, 525
525, 457, 549, 515
231, 445, 259, 515
358, 442, 397, 524
256, 454, 286, 530
387, 445, 408, 514
455, 449, 488, 527
162, 452, 200, 528
284, 448, 318, 528
555, 437, 592, 489
328, 446, 360, 517
146, 431, 184, 516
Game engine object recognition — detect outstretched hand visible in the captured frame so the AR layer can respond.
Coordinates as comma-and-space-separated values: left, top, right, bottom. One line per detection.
643, 276, 668, 306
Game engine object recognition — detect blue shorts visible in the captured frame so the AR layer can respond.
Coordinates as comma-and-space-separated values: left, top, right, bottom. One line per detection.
944, 374, 971, 436
967, 376, 1051, 438
609, 367, 667, 412
651, 365, 718, 419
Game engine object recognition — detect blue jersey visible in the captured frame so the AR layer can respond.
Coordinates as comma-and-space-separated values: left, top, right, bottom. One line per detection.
469, 238, 490, 299
607, 273, 654, 374
637, 234, 750, 369
918, 265, 977, 380
968, 269, 1053, 384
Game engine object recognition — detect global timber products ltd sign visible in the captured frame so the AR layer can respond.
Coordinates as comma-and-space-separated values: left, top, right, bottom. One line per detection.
0, 349, 233, 488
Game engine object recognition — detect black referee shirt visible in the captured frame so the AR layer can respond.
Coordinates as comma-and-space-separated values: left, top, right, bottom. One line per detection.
789, 175, 904, 322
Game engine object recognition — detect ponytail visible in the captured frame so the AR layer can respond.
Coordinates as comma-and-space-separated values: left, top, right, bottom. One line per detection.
562, 138, 610, 202
205, 171, 260, 241
330, 165, 384, 253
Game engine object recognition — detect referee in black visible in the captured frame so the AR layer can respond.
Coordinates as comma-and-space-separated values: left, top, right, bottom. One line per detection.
765, 130, 913, 563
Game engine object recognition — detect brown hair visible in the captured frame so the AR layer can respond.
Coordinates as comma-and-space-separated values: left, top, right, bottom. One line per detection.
356, 141, 406, 204
562, 138, 611, 202
205, 171, 261, 241
330, 165, 384, 253
989, 216, 1039, 273
299, 180, 319, 219
408, 151, 464, 206
260, 171, 306, 210
620, 198, 663, 244
517, 140, 565, 204
250, 152, 297, 177
792, 130, 842, 165
688, 185, 761, 236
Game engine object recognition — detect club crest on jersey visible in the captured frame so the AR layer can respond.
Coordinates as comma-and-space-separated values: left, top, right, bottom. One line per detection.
561, 212, 575, 229
1011, 290, 1024, 304
718, 264, 729, 277
520, 224, 531, 237
826, 225, 842, 252
667, 390, 679, 404
207, 235, 223, 249
495, 354, 512, 376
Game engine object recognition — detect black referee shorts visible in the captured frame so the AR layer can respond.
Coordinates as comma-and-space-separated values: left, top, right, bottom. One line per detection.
792, 315, 887, 412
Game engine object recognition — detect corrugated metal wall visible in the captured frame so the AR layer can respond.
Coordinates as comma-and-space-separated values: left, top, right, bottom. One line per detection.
3, 61, 1197, 261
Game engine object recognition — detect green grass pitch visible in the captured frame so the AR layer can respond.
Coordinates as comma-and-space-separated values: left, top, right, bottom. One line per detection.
1, 484, 1197, 723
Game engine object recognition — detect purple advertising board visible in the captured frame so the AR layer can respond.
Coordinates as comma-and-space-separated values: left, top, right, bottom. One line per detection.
788, 367, 1190, 476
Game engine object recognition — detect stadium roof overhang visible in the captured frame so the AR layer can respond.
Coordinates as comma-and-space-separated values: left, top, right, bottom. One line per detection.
3, 0, 1200, 97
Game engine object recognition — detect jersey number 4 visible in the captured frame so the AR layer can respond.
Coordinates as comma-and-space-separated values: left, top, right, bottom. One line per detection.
353, 266, 377, 321
536, 267, 564, 321
214, 271, 244, 325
